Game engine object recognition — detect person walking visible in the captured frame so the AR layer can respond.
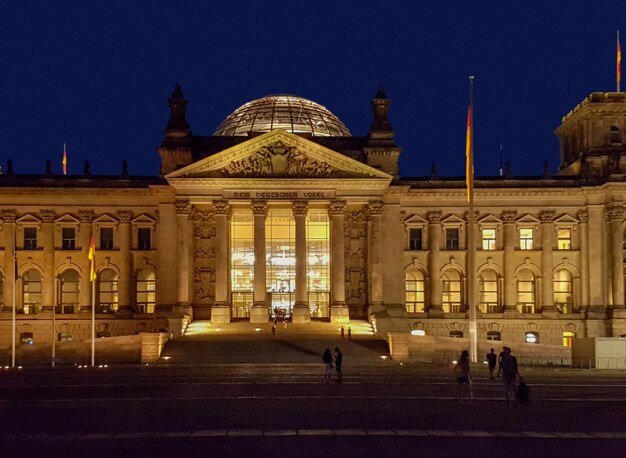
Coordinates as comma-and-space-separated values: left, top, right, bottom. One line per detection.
347, 326, 352, 340
334, 347, 343, 383
486, 348, 497, 381
500, 346, 522, 407
322, 348, 333, 383
340, 326, 345, 340
454, 350, 473, 403
271, 322, 276, 336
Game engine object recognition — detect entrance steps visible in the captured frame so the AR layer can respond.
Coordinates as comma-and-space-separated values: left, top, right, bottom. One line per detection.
159, 320, 388, 365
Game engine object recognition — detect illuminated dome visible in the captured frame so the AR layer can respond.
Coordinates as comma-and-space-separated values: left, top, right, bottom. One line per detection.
214, 94, 351, 137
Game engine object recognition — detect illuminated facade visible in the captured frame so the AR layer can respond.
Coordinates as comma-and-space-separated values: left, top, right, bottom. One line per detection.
2, 87, 626, 349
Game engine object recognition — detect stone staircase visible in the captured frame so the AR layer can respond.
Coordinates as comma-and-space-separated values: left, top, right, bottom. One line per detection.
159, 320, 389, 365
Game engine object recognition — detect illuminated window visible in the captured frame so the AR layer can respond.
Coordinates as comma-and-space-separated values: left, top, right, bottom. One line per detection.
610, 125, 622, 144
20, 332, 34, 344
22, 269, 42, 314
409, 228, 423, 250
479, 269, 499, 313
136, 268, 156, 313
231, 210, 254, 318
487, 331, 501, 341
449, 330, 464, 338
563, 331, 576, 347
519, 228, 533, 250
100, 228, 114, 250
482, 228, 496, 250
405, 270, 425, 313
98, 269, 119, 313
517, 270, 535, 313
445, 228, 459, 250
59, 269, 79, 314
59, 332, 73, 342
557, 228, 571, 250
307, 210, 330, 319
24, 227, 37, 250
62, 228, 76, 250
137, 228, 151, 250
553, 269, 573, 313
525, 331, 539, 344
267, 209, 295, 318
442, 270, 462, 313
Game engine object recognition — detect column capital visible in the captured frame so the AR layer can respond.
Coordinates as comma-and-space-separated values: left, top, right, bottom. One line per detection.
39, 209, 56, 223
213, 200, 230, 216
1, 209, 16, 222
175, 199, 191, 215
366, 201, 384, 218
78, 210, 94, 223
605, 203, 624, 222
463, 210, 479, 222
577, 210, 588, 223
117, 210, 133, 223
426, 210, 442, 223
329, 200, 346, 216
251, 200, 268, 216
501, 210, 517, 223
292, 200, 308, 217
539, 210, 555, 223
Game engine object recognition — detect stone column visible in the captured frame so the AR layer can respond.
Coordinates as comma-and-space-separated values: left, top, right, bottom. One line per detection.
292, 201, 310, 323
117, 210, 133, 316
540, 210, 556, 315
367, 202, 384, 315
577, 210, 589, 310
1, 210, 17, 312
40, 210, 56, 312
427, 211, 443, 316
175, 200, 191, 306
78, 210, 94, 313
329, 201, 349, 323
502, 210, 518, 314
587, 205, 606, 313
250, 200, 269, 324
606, 203, 625, 308
211, 200, 231, 324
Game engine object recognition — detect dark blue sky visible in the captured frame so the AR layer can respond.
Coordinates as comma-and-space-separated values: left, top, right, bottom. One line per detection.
1, 2, 625, 178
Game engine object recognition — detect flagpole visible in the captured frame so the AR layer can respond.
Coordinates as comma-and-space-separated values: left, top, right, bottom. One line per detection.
467, 76, 478, 363
52, 277, 57, 367
91, 278, 95, 367
12, 226, 17, 368
618, 30, 621, 93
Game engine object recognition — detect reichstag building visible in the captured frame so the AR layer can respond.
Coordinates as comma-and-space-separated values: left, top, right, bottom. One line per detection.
1, 86, 626, 349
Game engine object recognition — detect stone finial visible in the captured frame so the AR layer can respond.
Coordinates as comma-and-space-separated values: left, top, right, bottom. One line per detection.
164, 83, 191, 140
369, 86, 394, 135
430, 161, 438, 179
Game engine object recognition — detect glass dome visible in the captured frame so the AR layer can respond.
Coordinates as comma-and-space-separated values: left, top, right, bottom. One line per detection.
214, 94, 351, 137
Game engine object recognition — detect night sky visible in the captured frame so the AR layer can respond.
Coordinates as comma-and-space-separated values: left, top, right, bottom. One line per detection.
1, 1, 625, 179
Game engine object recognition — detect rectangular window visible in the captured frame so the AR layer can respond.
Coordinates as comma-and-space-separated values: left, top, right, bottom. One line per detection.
100, 228, 114, 250
445, 228, 459, 250
24, 228, 37, 250
137, 228, 151, 250
481, 228, 496, 250
557, 228, 571, 250
409, 228, 423, 250
61, 228, 76, 250
519, 228, 533, 250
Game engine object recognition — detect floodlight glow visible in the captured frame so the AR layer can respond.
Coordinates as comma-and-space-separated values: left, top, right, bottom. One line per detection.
380, 355, 388, 360
254, 328, 262, 332
411, 330, 426, 336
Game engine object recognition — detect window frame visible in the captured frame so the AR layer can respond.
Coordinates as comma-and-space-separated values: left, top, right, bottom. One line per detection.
23, 227, 38, 250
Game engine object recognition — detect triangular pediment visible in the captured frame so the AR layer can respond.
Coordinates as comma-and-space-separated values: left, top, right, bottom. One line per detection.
403, 214, 428, 224
132, 214, 156, 224
554, 214, 579, 225
441, 214, 465, 224
55, 214, 80, 224
166, 130, 391, 180
93, 214, 119, 224
516, 214, 541, 224
477, 214, 502, 224
16, 213, 42, 224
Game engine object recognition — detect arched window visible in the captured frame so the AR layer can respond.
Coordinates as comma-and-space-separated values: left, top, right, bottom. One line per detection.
449, 330, 464, 338
98, 269, 119, 313
479, 269, 499, 313
516, 270, 535, 313
136, 268, 156, 313
442, 270, 462, 313
610, 125, 622, 144
553, 269, 573, 313
59, 269, 79, 314
487, 331, 501, 341
405, 270, 425, 313
563, 331, 576, 347
22, 269, 42, 314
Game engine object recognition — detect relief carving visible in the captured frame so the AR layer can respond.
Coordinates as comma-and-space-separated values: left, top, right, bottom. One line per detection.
192, 209, 217, 304
344, 207, 368, 317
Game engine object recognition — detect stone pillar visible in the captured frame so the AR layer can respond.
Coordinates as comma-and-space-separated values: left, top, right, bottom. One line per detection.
329, 201, 349, 323
540, 210, 556, 315
587, 205, 606, 312
250, 200, 269, 324
577, 210, 590, 310
175, 200, 192, 306
367, 202, 384, 315
40, 210, 55, 312
211, 200, 231, 324
292, 201, 310, 323
1, 210, 17, 312
427, 211, 443, 316
78, 210, 94, 312
502, 210, 518, 314
117, 210, 133, 316
606, 203, 625, 308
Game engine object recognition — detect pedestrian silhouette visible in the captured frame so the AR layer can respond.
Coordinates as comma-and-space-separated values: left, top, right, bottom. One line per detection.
322, 348, 333, 383
334, 347, 343, 383
486, 348, 497, 381
340, 326, 345, 339
347, 326, 352, 340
